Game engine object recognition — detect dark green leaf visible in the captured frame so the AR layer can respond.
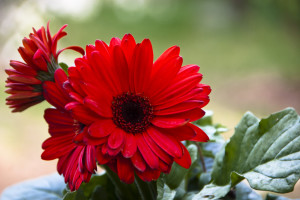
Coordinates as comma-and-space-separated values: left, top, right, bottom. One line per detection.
165, 144, 198, 189
192, 183, 231, 200
59, 62, 69, 75
157, 175, 176, 200
103, 166, 138, 200
210, 108, 300, 193
63, 172, 118, 200
1, 173, 65, 200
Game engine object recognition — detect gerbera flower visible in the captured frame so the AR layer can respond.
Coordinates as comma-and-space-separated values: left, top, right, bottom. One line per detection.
65, 34, 211, 183
41, 69, 96, 191
5, 22, 84, 112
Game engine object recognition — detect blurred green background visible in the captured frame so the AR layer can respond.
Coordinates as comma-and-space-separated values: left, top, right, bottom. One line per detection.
0, 0, 299, 198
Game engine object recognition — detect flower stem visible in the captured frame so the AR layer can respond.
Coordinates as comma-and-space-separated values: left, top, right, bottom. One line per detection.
196, 143, 207, 172
134, 174, 157, 200
103, 165, 137, 200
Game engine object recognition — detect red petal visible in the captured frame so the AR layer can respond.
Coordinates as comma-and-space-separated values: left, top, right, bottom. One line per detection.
110, 37, 121, 48
121, 34, 136, 67
33, 49, 48, 71
154, 100, 204, 116
188, 123, 210, 142
136, 133, 159, 170
96, 146, 112, 164
147, 127, 183, 158
44, 108, 75, 126
112, 45, 130, 92
136, 167, 161, 182
8, 74, 41, 85
65, 102, 100, 125
117, 157, 135, 184
131, 150, 146, 172
90, 50, 121, 95
161, 124, 196, 141
122, 133, 137, 158
9, 60, 37, 75
163, 108, 205, 122
153, 45, 180, 74
143, 132, 172, 164
147, 56, 182, 100
151, 116, 189, 128
88, 120, 116, 138
174, 143, 191, 169
159, 160, 172, 173
133, 39, 153, 93
155, 74, 203, 105
6, 91, 41, 100
84, 97, 112, 118
56, 46, 85, 58
84, 146, 96, 173
43, 81, 69, 110
84, 135, 108, 146
107, 145, 122, 156
108, 128, 125, 149
154, 88, 202, 110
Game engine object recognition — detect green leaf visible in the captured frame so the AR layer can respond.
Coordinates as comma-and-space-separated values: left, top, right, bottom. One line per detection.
210, 108, 300, 193
192, 183, 231, 200
1, 173, 65, 200
157, 175, 176, 200
63, 172, 117, 200
165, 144, 198, 189
102, 166, 138, 200
59, 62, 69, 75
135, 175, 157, 200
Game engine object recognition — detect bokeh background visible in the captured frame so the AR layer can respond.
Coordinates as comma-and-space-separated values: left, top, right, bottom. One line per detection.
0, 0, 299, 198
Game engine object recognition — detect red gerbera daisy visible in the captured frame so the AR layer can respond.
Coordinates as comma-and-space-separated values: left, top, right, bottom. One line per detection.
5, 22, 84, 112
65, 34, 211, 183
41, 69, 96, 191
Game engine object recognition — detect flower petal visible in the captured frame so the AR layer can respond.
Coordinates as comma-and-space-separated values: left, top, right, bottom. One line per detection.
174, 143, 191, 169
143, 132, 172, 164
88, 120, 116, 138
151, 116, 189, 128
133, 39, 153, 93
108, 128, 126, 149
122, 133, 137, 158
131, 150, 146, 172
147, 127, 183, 158
136, 133, 159, 169
188, 123, 210, 142
117, 157, 135, 184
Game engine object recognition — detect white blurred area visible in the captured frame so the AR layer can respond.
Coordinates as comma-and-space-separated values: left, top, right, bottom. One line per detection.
0, 0, 177, 72
0, 0, 101, 72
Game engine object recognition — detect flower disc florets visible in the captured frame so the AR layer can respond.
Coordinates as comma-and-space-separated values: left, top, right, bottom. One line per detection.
112, 93, 153, 134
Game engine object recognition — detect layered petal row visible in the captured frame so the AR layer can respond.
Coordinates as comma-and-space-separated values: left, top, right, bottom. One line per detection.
5, 22, 84, 112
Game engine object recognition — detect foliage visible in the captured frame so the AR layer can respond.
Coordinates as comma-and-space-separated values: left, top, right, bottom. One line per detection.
1, 108, 300, 200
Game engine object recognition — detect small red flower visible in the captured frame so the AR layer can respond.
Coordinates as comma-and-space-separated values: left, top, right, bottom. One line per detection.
41, 69, 96, 191
65, 34, 211, 183
5, 22, 84, 112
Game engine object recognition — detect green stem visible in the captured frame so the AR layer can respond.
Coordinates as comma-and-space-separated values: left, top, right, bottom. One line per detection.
134, 174, 157, 200
103, 165, 137, 200
196, 142, 207, 172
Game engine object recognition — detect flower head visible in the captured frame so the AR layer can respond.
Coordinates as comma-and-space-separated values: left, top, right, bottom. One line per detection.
64, 34, 211, 183
5, 22, 84, 112
41, 69, 96, 191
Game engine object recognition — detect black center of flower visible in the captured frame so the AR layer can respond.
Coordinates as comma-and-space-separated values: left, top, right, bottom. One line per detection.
112, 93, 153, 134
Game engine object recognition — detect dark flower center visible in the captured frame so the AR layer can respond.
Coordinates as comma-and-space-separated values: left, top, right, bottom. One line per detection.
112, 93, 153, 134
